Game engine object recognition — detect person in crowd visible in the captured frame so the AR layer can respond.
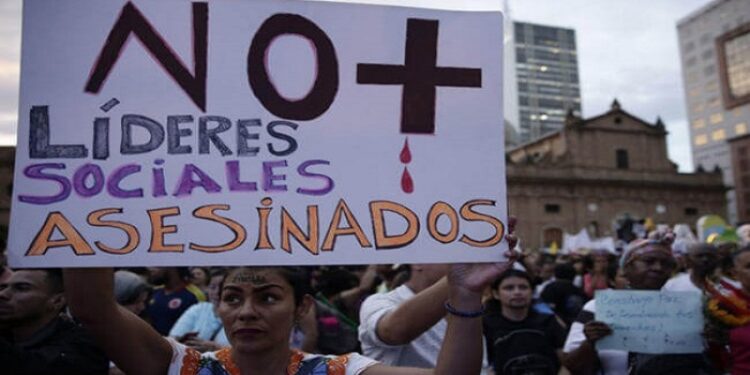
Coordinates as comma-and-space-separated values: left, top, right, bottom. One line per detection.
145, 267, 207, 335
533, 254, 556, 298
737, 224, 750, 247
0, 269, 109, 374
110, 270, 152, 374
190, 267, 211, 296
562, 236, 719, 374
582, 250, 612, 299
613, 267, 629, 289
717, 240, 740, 284
63, 255, 517, 374
169, 268, 229, 352
570, 253, 586, 288
357, 220, 517, 370
371, 264, 411, 293
484, 269, 567, 374
358, 263, 455, 367
704, 245, 750, 373
310, 266, 377, 354
540, 263, 587, 327
663, 243, 718, 293
114, 270, 152, 316
519, 250, 541, 282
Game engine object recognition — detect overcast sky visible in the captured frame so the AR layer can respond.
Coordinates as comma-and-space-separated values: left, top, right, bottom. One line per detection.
0, 0, 713, 171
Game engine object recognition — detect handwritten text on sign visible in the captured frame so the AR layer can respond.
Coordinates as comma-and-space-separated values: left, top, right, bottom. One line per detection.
9, 0, 505, 267
595, 290, 704, 354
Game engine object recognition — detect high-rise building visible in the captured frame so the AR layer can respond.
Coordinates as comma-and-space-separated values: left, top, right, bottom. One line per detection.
514, 21, 581, 144
678, 0, 750, 224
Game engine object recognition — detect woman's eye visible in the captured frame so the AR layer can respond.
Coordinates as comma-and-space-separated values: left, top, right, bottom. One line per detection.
223, 295, 241, 304
262, 294, 279, 303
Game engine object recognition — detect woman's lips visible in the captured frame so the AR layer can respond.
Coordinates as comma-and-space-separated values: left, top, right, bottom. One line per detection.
233, 328, 265, 338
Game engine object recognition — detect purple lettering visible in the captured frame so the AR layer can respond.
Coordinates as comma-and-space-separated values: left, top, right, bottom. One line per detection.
226, 160, 257, 192
18, 163, 71, 204
262, 160, 288, 192
107, 164, 144, 198
296, 160, 334, 196
73, 163, 105, 197
174, 164, 222, 197
152, 159, 167, 197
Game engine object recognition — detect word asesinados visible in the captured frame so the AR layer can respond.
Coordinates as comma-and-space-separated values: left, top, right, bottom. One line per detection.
26, 198, 505, 256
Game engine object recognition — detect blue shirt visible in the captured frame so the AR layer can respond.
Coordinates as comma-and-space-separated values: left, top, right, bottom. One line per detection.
169, 302, 229, 347
146, 284, 206, 335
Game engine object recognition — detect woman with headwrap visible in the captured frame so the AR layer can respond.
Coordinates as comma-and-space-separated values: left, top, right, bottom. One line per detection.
561, 235, 718, 375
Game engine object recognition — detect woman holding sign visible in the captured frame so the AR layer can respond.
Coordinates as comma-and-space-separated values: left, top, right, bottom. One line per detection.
561, 234, 718, 375
63, 255, 516, 375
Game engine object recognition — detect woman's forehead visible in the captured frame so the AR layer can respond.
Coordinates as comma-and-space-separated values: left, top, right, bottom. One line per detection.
633, 250, 673, 262
225, 268, 287, 287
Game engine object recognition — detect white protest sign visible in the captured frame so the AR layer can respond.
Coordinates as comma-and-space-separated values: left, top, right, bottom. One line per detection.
9, 0, 505, 267
595, 290, 704, 354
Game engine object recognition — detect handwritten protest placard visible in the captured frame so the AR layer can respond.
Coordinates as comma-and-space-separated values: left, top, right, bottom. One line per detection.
595, 290, 704, 354
9, 0, 505, 267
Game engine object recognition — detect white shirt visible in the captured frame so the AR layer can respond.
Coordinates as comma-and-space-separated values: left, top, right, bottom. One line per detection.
563, 299, 628, 375
358, 284, 490, 371
359, 285, 444, 368
662, 272, 702, 294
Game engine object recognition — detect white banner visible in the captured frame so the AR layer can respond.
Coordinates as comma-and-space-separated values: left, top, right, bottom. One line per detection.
10, 0, 505, 267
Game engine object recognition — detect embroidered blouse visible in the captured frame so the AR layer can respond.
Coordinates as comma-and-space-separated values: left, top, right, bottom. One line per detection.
166, 338, 378, 375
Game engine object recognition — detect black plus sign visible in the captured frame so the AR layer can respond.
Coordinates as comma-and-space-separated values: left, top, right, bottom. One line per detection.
357, 18, 482, 135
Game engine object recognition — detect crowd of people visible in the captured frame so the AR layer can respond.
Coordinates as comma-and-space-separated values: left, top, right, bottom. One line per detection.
3, 223, 750, 374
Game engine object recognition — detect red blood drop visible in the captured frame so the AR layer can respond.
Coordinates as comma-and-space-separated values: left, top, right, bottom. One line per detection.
401, 167, 414, 193
400, 138, 412, 164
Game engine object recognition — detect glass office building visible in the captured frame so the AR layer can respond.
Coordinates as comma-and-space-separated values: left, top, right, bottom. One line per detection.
678, 0, 750, 223
514, 22, 581, 144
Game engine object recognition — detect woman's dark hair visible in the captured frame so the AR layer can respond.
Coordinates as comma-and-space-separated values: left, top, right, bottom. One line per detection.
222, 267, 313, 306
491, 268, 534, 290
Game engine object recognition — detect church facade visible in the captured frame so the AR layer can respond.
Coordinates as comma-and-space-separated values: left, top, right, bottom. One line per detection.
506, 100, 727, 250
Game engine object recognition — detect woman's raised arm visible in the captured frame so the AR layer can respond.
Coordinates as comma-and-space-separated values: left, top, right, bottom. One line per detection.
64, 268, 173, 375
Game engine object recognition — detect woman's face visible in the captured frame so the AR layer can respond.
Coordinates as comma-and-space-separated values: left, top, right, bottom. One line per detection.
624, 247, 675, 290
217, 268, 310, 354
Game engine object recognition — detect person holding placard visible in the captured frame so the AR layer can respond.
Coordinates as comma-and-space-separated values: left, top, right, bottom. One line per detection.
561, 235, 718, 374
63, 255, 517, 375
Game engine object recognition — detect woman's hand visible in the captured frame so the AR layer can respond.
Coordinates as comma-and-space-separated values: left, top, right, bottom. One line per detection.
447, 217, 519, 295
